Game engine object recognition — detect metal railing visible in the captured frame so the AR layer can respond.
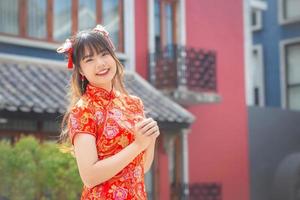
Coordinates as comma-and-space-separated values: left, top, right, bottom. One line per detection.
171, 182, 222, 200
149, 44, 217, 92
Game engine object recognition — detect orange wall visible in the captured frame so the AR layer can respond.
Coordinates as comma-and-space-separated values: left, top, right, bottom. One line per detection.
186, 1, 250, 200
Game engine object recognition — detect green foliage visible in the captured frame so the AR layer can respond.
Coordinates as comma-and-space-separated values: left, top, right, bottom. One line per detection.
0, 136, 82, 200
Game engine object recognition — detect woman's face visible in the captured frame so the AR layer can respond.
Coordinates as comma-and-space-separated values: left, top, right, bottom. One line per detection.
79, 47, 117, 90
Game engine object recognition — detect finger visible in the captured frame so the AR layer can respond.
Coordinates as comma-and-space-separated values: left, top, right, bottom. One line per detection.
136, 118, 153, 129
154, 130, 160, 137
135, 115, 144, 121
151, 131, 160, 138
135, 118, 151, 128
119, 121, 134, 132
144, 126, 159, 136
141, 121, 157, 134
153, 131, 160, 138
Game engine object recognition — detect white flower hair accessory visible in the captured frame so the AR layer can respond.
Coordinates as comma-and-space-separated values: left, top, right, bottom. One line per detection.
93, 24, 109, 36
56, 38, 72, 54
93, 24, 116, 51
56, 38, 73, 69
56, 24, 116, 69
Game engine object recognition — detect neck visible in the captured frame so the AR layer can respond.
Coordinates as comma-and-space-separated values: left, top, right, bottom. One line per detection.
91, 82, 113, 92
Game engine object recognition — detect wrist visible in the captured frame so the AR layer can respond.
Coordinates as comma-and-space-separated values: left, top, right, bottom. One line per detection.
150, 138, 156, 145
132, 141, 146, 152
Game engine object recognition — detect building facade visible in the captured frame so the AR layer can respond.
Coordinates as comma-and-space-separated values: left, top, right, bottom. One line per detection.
0, 0, 249, 199
246, 0, 300, 200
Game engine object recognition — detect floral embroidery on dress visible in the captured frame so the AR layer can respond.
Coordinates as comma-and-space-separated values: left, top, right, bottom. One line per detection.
95, 111, 104, 125
136, 182, 146, 197
109, 108, 123, 120
92, 191, 102, 198
121, 170, 132, 181
104, 124, 119, 139
70, 115, 79, 129
68, 83, 147, 200
109, 185, 128, 200
118, 135, 130, 148
133, 166, 143, 180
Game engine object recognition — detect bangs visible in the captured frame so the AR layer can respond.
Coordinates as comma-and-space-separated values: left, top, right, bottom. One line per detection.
73, 32, 111, 64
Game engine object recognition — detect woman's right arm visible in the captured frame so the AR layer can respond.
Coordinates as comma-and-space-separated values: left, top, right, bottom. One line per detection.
73, 118, 156, 188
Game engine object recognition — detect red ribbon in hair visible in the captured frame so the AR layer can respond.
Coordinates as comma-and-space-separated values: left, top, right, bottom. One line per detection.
56, 25, 115, 69
56, 39, 73, 69
68, 48, 73, 69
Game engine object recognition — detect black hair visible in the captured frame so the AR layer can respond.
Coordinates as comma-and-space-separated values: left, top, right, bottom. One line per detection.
71, 30, 114, 68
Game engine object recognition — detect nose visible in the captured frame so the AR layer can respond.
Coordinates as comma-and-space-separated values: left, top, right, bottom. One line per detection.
95, 56, 106, 69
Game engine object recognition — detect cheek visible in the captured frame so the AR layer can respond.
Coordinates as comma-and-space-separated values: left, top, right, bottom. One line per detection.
107, 56, 115, 64
107, 58, 117, 70
80, 63, 94, 76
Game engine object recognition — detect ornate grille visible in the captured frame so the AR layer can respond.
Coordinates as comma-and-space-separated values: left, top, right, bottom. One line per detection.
171, 182, 222, 200
149, 44, 217, 92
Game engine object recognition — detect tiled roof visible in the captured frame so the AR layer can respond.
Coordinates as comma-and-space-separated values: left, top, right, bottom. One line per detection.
0, 58, 195, 125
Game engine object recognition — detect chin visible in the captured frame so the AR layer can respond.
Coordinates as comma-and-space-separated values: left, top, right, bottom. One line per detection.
96, 78, 114, 86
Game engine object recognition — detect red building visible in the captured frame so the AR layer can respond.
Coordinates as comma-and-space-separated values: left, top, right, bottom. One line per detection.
0, 0, 249, 199
135, 1, 249, 199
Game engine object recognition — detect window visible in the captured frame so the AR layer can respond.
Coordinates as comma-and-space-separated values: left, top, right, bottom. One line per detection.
283, 0, 300, 20
0, 0, 124, 52
164, 2, 175, 58
165, 3, 174, 47
286, 43, 300, 110
102, 0, 124, 51
251, 45, 265, 106
78, 0, 97, 31
154, 0, 177, 57
279, 0, 300, 24
27, 0, 47, 39
251, 9, 263, 31
154, 0, 161, 53
0, 0, 19, 35
53, 0, 72, 41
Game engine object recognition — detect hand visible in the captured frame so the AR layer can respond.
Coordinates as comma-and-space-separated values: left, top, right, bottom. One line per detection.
133, 118, 160, 150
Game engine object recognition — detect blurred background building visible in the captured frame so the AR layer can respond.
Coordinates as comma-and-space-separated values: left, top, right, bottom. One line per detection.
245, 0, 300, 200
3, 0, 293, 199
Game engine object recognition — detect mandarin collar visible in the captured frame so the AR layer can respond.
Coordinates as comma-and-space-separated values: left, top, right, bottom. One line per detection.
85, 83, 116, 101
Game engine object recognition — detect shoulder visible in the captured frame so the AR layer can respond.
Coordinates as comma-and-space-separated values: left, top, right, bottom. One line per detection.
128, 94, 140, 101
128, 95, 145, 111
127, 94, 143, 105
117, 93, 144, 109
117, 92, 138, 102
126, 94, 141, 102
71, 96, 95, 114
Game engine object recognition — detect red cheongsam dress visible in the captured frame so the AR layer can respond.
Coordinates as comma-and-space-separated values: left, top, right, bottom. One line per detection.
68, 83, 148, 200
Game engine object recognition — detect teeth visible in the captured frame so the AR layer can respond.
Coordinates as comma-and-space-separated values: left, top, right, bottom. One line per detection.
98, 69, 109, 75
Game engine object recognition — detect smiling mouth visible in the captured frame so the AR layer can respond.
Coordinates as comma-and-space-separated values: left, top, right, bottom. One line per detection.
96, 68, 110, 76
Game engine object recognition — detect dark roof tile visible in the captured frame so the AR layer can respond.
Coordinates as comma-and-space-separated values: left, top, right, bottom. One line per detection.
0, 59, 195, 124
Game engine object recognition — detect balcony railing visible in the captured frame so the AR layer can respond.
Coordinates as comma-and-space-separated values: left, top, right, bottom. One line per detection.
149, 44, 220, 105
171, 182, 222, 200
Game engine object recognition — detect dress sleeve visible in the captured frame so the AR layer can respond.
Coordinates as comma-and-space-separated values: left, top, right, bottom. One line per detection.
68, 102, 96, 145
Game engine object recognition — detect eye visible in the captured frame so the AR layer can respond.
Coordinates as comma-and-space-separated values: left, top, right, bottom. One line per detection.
85, 58, 93, 63
101, 51, 109, 56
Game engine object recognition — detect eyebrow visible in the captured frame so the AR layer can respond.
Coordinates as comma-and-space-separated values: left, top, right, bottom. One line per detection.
82, 54, 93, 61
82, 49, 108, 61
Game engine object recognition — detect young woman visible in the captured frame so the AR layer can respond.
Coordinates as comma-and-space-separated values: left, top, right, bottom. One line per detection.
57, 25, 160, 200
